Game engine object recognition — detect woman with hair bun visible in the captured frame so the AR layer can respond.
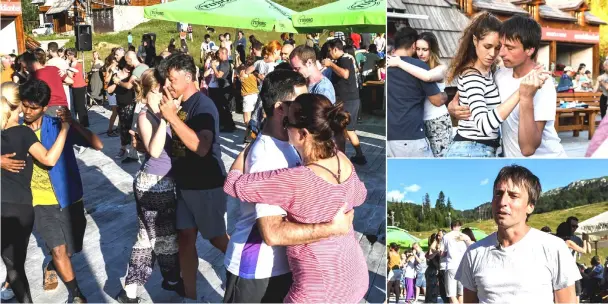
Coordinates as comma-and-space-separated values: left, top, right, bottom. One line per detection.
224, 93, 369, 302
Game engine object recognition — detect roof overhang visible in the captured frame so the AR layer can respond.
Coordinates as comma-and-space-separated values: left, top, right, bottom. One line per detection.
387, 11, 429, 20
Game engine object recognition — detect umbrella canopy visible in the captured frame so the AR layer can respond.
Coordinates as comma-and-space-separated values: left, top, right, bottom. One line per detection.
387, 226, 420, 249
466, 227, 489, 241
292, 0, 386, 33
144, 0, 299, 33
576, 211, 608, 239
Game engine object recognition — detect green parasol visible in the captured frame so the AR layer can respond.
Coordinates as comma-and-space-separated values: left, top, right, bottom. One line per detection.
466, 227, 489, 241
292, 0, 386, 33
144, 0, 300, 33
387, 226, 420, 249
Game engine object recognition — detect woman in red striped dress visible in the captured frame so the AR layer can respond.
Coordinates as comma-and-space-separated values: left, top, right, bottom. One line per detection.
224, 93, 369, 303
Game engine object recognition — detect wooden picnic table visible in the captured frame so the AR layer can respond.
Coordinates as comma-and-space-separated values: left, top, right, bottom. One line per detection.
363, 80, 385, 114
555, 106, 601, 139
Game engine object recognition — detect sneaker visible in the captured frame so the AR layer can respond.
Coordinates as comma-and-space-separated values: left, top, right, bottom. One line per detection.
350, 155, 368, 165
69, 295, 88, 303
43, 265, 59, 291
121, 157, 138, 164
162, 279, 185, 297
115, 289, 140, 303
107, 130, 119, 137
1, 285, 14, 301
115, 149, 126, 159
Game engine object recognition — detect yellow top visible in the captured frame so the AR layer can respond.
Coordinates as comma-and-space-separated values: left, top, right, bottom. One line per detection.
31, 128, 60, 206
1, 67, 14, 83
240, 73, 259, 96
388, 250, 401, 270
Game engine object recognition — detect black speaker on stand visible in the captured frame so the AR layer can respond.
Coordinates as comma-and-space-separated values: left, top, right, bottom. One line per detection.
75, 24, 92, 51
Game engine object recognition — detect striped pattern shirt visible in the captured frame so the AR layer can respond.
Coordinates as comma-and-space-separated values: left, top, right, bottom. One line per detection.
224, 164, 369, 303
456, 71, 503, 141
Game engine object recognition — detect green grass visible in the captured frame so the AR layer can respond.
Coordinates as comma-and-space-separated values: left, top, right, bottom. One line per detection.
408, 202, 608, 262
39, 0, 336, 66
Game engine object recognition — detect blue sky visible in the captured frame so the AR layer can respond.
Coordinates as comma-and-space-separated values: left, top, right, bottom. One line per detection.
387, 159, 608, 210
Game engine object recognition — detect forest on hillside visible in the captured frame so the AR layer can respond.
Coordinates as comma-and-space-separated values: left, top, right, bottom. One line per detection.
388, 177, 608, 232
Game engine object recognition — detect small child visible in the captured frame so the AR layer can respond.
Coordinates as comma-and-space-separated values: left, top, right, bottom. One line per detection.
187, 24, 193, 41
403, 250, 416, 303
239, 59, 259, 138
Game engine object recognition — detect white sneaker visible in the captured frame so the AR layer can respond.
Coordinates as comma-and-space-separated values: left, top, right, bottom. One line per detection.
1, 286, 15, 301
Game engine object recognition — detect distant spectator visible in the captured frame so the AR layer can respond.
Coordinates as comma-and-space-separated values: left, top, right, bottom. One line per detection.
541, 226, 552, 233
128, 31, 133, 48
557, 66, 575, 93
350, 32, 361, 49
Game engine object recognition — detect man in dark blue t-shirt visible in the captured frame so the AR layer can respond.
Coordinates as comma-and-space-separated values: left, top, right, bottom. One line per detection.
387, 27, 444, 157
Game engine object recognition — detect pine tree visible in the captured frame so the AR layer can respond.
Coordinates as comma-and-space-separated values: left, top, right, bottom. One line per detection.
424, 193, 431, 213
436, 191, 446, 210
447, 198, 453, 212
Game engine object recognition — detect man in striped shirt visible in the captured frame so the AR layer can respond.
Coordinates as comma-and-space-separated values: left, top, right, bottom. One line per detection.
449, 15, 566, 157
223, 70, 354, 303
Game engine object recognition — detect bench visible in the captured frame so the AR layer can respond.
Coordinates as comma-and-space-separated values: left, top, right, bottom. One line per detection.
555, 92, 603, 139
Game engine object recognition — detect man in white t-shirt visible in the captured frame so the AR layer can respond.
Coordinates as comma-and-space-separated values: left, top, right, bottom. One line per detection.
449, 15, 566, 157
455, 165, 580, 303
441, 220, 469, 304
223, 70, 354, 303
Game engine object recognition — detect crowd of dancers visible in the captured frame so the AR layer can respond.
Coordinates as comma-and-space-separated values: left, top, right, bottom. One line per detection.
0, 28, 387, 303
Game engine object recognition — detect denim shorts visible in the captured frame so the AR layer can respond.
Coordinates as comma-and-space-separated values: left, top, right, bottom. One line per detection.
445, 140, 497, 158
415, 272, 426, 288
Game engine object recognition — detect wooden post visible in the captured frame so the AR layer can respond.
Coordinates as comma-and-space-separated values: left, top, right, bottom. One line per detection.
15, 14, 26, 53
550, 40, 557, 67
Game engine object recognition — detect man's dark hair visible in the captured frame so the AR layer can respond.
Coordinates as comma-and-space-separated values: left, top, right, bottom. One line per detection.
394, 27, 418, 50
326, 39, 344, 51
259, 70, 306, 117
540, 226, 552, 233
252, 41, 263, 51
493, 165, 541, 222
204, 34, 210, 40
451, 220, 462, 229
47, 42, 58, 53
66, 48, 76, 56
19, 79, 51, 107
566, 216, 579, 224
390, 242, 399, 250
164, 53, 196, 78
275, 62, 292, 71
33, 48, 47, 65
238, 30, 244, 36
368, 44, 378, 54
500, 15, 541, 59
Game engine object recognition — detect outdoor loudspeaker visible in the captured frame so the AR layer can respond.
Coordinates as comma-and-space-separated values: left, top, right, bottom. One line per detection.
75, 25, 92, 51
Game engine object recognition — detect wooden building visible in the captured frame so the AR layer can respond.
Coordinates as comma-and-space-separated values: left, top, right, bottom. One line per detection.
387, 0, 606, 77
0, 0, 25, 54
34, 0, 86, 34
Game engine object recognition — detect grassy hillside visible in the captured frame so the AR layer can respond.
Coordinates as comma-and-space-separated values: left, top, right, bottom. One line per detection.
42, 0, 336, 65
407, 202, 608, 263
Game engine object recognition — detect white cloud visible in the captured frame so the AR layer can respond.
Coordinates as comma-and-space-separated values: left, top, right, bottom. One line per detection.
387, 190, 406, 202
404, 184, 421, 192
480, 178, 489, 186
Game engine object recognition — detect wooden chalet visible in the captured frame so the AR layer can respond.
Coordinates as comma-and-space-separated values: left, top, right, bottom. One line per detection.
0, 0, 26, 54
